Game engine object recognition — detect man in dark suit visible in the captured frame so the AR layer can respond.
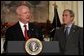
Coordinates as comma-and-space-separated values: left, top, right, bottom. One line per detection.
53, 9, 83, 55
3, 5, 43, 53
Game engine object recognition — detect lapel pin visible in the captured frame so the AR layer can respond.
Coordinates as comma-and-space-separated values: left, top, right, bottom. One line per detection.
73, 30, 75, 32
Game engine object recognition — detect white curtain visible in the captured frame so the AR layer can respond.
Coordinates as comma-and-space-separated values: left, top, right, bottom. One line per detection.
49, 1, 83, 27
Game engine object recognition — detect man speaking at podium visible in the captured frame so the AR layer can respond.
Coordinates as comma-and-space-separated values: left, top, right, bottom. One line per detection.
3, 4, 43, 53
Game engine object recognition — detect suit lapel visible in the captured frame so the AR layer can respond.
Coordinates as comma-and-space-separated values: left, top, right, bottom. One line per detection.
68, 25, 76, 40
16, 22, 25, 40
59, 26, 66, 50
28, 23, 34, 38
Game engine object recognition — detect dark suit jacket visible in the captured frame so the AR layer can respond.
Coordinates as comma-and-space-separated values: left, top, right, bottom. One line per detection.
53, 24, 83, 55
4, 22, 43, 53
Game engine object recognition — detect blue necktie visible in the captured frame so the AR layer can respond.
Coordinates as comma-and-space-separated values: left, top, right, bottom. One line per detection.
64, 27, 69, 38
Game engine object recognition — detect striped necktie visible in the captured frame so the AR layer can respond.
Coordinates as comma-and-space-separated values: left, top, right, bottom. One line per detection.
24, 25, 29, 41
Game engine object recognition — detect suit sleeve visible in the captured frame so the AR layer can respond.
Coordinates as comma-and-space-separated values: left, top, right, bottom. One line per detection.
32, 24, 43, 41
36, 27, 43, 41
79, 28, 83, 55
3, 29, 8, 53
3, 28, 12, 53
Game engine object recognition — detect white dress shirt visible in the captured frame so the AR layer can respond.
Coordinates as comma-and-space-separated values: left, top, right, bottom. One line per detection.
64, 23, 72, 35
19, 21, 29, 36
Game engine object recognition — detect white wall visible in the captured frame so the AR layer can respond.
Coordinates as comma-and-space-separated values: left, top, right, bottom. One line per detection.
78, 1, 83, 27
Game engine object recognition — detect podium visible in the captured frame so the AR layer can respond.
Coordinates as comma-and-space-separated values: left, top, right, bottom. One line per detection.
7, 41, 60, 55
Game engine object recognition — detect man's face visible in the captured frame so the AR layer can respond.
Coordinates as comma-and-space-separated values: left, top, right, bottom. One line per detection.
62, 11, 73, 25
18, 6, 31, 23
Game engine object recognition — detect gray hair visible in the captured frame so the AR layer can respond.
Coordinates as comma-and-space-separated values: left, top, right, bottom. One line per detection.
16, 5, 29, 15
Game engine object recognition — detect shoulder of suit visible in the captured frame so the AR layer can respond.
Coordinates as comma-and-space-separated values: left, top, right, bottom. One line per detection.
29, 22, 35, 27
7, 22, 34, 29
72, 25, 83, 33
29, 22, 38, 29
6, 22, 19, 31
73, 25, 83, 30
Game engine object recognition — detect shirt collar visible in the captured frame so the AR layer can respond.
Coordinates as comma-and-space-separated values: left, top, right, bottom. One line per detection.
65, 23, 73, 28
19, 21, 29, 30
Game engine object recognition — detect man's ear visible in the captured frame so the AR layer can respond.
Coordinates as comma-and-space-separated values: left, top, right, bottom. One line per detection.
17, 15, 19, 18
71, 17, 74, 21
